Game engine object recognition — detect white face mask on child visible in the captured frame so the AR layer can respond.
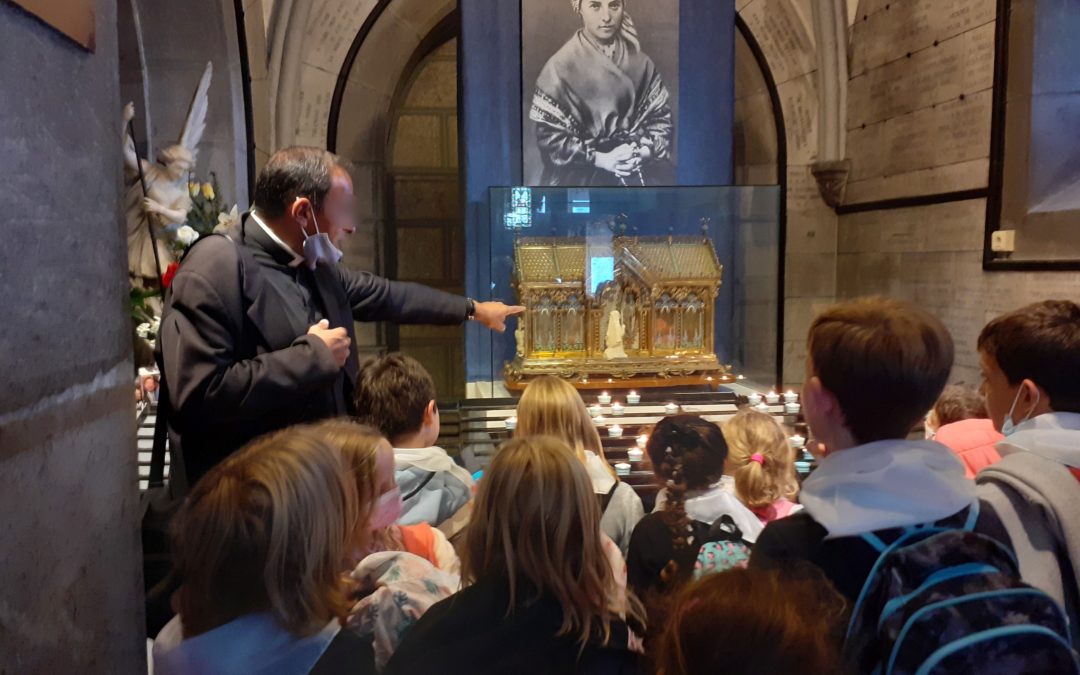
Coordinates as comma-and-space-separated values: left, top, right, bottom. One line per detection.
369, 487, 403, 529
1001, 386, 1040, 437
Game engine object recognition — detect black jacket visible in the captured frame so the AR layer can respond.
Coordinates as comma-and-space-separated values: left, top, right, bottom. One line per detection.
159, 218, 467, 484
384, 577, 640, 675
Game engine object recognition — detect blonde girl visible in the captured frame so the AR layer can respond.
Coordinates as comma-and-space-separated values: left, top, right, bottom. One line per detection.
515, 375, 645, 555
384, 436, 645, 675
723, 409, 802, 524
153, 427, 375, 674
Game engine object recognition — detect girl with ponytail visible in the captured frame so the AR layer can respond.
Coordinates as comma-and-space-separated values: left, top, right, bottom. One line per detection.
723, 410, 802, 525
625, 416, 762, 604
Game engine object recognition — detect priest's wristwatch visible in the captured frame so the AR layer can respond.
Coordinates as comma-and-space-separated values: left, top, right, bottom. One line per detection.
466, 298, 477, 321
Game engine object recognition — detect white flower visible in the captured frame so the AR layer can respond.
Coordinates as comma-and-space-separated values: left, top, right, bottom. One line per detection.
176, 225, 199, 247
214, 204, 241, 234
135, 316, 160, 340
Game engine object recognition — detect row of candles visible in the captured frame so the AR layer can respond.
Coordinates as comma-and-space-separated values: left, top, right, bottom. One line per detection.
506, 390, 801, 430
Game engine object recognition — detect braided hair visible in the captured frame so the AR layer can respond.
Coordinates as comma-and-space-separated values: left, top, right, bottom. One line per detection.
645, 415, 728, 584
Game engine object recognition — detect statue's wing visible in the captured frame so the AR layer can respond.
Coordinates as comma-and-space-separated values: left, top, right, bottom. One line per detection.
178, 61, 213, 160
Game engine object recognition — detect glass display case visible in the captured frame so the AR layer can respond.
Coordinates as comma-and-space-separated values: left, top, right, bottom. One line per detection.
474, 185, 782, 395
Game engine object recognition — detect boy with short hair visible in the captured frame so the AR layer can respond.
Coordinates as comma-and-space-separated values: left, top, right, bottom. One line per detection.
355, 353, 473, 528
975, 299, 1080, 642
750, 296, 979, 602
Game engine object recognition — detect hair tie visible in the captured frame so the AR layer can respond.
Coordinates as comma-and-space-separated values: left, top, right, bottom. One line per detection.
750, 453, 765, 466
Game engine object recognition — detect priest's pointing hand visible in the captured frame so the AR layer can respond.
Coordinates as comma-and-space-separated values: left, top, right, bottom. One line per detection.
473, 302, 526, 333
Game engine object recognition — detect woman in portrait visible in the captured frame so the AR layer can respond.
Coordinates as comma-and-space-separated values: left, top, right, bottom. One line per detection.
530, 0, 674, 186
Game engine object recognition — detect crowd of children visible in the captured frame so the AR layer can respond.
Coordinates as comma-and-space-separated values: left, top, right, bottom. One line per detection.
149, 297, 1080, 674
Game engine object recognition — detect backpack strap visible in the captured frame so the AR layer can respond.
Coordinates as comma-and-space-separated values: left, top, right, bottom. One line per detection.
598, 481, 618, 513
847, 501, 986, 641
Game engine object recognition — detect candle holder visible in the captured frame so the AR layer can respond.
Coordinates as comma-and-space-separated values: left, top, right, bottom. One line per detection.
627, 448, 644, 462
608, 425, 623, 438
611, 402, 625, 416
504, 416, 517, 431
664, 402, 679, 415
789, 434, 806, 449
747, 393, 763, 406
597, 391, 612, 405
636, 434, 649, 449
754, 402, 771, 413
593, 415, 606, 427
765, 391, 781, 405
588, 404, 602, 418
785, 402, 801, 415
784, 390, 799, 404
614, 462, 631, 476
626, 391, 641, 405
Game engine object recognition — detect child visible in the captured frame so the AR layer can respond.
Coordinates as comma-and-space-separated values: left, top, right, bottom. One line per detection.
975, 299, 1080, 644
311, 419, 460, 573
153, 428, 376, 675
310, 419, 460, 669
516, 375, 645, 555
654, 567, 847, 675
926, 384, 1003, 477
384, 437, 645, 675
722, 409, 802, 525
354, 353, 473, 531
626, 415, 763, 599
749, 297, 977, 603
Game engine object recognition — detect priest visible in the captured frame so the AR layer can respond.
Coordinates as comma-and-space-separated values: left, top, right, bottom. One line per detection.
159, 146, 522, 484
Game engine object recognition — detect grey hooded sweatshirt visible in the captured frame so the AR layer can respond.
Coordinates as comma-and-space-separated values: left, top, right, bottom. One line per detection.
976, 412, 1080, 645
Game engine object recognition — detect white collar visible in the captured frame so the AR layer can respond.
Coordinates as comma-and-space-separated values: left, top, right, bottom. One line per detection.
653, 478, 763, 543
584, 450, 617, 494
998, 412, 1080, 468
799, 439, 976, 539
250, 210, 303, 268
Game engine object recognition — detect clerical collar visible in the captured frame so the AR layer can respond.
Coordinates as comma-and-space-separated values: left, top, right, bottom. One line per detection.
250, 210, 304, 268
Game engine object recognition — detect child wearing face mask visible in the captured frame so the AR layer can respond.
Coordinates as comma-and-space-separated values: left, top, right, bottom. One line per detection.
311, 419, 461, 670
354, 354, 474, 542
974, 300, 1080, 644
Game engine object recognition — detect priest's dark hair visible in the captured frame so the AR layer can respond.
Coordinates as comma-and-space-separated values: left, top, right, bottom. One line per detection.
253, 146, 342, 219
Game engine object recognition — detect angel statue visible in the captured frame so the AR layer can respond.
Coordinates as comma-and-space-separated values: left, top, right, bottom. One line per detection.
123, 61, 212, 285
604, 309, 627, 360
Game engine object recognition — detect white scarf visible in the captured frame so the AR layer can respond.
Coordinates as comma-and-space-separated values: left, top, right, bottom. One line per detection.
799, 439, 976, 539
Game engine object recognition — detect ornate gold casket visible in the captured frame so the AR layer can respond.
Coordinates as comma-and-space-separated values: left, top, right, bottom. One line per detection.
505, 235, 728, 386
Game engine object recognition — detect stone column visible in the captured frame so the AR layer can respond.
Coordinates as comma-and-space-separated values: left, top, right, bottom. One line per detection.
0, 1, 146, 672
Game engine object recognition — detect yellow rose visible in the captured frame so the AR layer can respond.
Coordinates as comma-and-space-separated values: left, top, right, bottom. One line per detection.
188, 182, 199, 197
201, 182, 215, 201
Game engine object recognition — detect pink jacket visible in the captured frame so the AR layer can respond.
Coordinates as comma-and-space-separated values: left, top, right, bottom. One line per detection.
935, 418, 1003, 478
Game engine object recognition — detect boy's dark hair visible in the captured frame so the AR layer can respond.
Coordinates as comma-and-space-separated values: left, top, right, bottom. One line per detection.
354, 353, 436, 442
253, 146, 341, 219
978, 300, 1080, 414
933, 384, 988, 427
808, 297, 954, 444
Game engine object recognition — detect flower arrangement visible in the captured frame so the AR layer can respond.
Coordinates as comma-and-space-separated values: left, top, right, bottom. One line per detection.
171, 172, 240, 257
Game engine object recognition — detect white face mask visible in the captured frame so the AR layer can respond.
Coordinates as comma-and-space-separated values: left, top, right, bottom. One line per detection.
1001, 386, 1041, 437
300, 201, 343, 270
369, 487, 403, 530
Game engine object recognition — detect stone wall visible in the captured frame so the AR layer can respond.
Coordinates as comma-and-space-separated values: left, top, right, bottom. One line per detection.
737, 0, 840, 388
0, 1, 145, 672
838, 0, 1080, 383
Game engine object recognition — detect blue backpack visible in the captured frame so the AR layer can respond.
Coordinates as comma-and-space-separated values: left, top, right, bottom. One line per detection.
844, 504, 1080, 675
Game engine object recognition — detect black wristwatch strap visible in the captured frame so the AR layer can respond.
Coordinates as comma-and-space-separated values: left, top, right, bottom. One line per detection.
466, 298, 477, 320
